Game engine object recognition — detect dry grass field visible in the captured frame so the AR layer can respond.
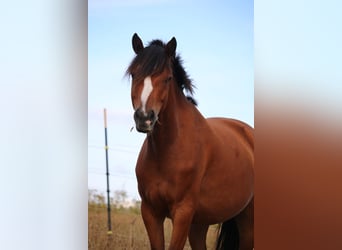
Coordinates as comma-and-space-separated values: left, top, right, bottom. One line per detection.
88, 205, 218, 250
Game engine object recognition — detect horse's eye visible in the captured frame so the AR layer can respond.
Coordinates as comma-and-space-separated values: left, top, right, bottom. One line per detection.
165, 76, 172, 83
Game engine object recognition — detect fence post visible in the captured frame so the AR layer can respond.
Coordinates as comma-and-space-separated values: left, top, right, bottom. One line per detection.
104, 108, 112, 235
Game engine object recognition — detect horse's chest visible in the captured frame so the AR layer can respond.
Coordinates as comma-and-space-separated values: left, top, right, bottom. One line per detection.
140, 179, 172, 208
136, 154, 198, 210
137, 164, 175, 203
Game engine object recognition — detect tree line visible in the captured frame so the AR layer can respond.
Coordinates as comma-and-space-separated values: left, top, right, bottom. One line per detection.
88, 189, 141, 214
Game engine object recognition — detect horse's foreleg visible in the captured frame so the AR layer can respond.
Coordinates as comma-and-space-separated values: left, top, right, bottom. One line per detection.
141, 201, 165, 250
168, 205, 195, 250
188, 223, 209, 250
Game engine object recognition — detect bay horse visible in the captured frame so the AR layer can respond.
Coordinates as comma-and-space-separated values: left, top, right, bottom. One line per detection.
126, 33, 254, 250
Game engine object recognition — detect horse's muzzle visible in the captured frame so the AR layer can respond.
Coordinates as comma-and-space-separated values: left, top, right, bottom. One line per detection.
134, 109, 157, 133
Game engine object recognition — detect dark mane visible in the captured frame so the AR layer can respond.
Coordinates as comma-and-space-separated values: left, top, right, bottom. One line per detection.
126, 38, 195, 97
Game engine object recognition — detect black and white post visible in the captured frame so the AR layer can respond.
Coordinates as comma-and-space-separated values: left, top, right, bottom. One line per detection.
104, 108, 112, 234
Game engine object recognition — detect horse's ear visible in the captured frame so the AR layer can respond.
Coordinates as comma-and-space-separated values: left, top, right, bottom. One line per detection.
132, 33, 144, 54
165, 37, 177, 57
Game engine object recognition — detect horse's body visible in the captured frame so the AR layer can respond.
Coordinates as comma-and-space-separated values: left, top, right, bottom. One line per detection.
127, 33, 254, 250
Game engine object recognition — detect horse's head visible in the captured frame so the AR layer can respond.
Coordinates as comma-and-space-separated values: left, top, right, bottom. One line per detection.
127, 33, 177, 133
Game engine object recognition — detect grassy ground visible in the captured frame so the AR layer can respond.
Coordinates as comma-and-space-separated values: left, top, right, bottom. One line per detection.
88, 205, 218, 249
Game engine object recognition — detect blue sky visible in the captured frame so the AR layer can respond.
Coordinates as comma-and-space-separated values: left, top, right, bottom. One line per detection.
88, 0, 254, 199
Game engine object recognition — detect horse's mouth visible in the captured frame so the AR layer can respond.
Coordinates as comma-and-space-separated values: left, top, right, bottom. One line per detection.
133, 108, 158, 133
135, 119, 156, 133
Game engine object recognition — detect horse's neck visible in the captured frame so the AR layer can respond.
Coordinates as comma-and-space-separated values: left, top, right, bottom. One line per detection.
147, 82, 204, 151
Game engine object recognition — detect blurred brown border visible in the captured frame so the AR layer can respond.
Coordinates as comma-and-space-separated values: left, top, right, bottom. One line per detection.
255, 101, 342, 249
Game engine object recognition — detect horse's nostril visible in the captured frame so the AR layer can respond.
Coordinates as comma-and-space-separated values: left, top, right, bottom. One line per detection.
134, 110, 140, 119
134, 109, 155, 122
148, 110, 155, 120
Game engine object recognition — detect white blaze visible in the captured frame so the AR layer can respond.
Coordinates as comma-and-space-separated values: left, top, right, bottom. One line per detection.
141, 76, 153, 113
